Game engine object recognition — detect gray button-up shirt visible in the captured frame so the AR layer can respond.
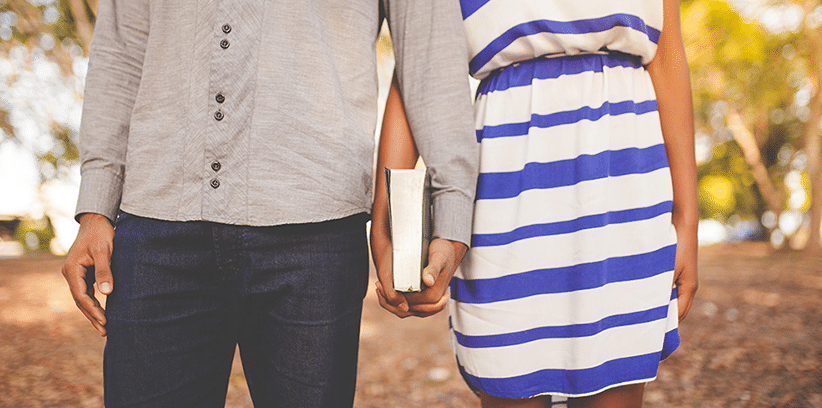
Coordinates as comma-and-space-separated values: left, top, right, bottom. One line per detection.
76, 0, 479, 244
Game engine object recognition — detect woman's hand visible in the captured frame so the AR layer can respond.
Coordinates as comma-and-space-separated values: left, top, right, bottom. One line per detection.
673, 218, 698, 321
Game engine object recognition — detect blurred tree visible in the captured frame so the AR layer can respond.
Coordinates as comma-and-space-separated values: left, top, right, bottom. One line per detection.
0, 0, 96, 181
683, 0, 822, 253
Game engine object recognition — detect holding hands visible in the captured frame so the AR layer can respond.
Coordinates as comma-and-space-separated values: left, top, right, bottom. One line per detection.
371, 234, 466, 318
372, 72, 470, 318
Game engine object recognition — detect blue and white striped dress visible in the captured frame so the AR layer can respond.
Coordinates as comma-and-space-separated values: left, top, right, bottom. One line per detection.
448, 0, 681, 400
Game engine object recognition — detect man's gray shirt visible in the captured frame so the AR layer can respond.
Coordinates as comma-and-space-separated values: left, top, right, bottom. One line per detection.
76, 0, 479, 245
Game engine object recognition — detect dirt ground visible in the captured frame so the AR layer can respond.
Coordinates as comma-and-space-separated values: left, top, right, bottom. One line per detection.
1, 243, 820, 408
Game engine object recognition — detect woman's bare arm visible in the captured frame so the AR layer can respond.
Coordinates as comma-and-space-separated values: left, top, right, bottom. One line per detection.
647, 0, 699, 321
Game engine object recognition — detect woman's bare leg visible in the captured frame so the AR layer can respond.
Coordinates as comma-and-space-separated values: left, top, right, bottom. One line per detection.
479, 390, 552, 408
567, 383, 645, 408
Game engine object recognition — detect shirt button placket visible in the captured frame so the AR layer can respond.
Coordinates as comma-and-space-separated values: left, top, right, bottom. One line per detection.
214, 23, 230, 121
211, 22, 231, 192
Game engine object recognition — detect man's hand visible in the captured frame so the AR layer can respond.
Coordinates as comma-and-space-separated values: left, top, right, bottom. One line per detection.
61, 213, 115, 336
374, 238, 467, 318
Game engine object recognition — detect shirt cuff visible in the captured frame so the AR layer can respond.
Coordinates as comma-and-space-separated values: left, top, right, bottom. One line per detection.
74, 167, 123, 223
432, 191, 474, 247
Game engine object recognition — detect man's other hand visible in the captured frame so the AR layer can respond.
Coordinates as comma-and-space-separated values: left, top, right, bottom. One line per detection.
61, 213, 115, 336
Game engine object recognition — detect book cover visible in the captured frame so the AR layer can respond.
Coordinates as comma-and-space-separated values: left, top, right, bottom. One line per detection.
385, 168, 432, 292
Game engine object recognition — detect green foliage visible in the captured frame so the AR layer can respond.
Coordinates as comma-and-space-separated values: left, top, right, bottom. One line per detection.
683, 0, 818, 228
698, 141, 764, 220
14, 216, 56, 252
683, 0, 797, 126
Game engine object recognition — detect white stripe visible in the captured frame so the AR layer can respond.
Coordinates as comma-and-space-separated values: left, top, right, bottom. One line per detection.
464, 0, 663, 62
472, 168, 673, 235
475, 64, 656, 130
666, 292, 680, 331
474, 28, 658, 78
457, 214, 677, 280
449, 270, 675, 336
452, 318, 669, 377
476, 114, 664, 174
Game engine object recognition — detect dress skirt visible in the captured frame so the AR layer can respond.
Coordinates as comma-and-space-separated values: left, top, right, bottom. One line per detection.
447, 52, 681, 400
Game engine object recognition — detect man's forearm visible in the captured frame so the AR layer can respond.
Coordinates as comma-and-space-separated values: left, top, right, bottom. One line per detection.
384, 0, 479, 246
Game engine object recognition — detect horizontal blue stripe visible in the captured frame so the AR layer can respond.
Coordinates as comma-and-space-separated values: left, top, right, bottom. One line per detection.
461, 352, 663, 399
454, 305, 669, 348
451, 244, 676, 304
470, 14, 660, 75
478, 99, 658, 141
473, 201, 672, 247
478, 52, 642, 96
475, 143, 668, 200
460, 0, 490, 19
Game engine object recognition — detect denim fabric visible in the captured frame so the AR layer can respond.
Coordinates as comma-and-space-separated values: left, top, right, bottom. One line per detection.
104, 212, 370, 408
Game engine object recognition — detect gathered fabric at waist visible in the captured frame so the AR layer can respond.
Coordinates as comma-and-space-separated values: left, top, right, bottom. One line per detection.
476, 51, 645, 99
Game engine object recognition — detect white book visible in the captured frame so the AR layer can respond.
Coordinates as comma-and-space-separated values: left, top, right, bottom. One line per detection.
385, 168, 432, 292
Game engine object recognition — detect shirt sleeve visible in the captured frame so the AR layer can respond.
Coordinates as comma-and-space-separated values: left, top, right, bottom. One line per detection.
74, 0, 149, 222
383, 0, 480, 246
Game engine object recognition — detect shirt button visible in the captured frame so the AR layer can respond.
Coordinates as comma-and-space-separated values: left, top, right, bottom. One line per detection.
220, 39, 230, 49
216, 93, 225, 104
211, 161, 222, 172
222, 24, 232, 34
214, 110, 224, 121
210, 178, 220, 189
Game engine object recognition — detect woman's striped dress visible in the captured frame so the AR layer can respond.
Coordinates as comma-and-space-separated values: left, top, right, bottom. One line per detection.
448, 0, 681, 400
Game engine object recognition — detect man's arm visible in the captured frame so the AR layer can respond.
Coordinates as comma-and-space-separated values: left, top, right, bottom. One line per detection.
62, 0, 148, 335
381, 0, 478, 315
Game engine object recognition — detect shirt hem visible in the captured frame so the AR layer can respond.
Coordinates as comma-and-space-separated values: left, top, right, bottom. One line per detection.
117, 204, 372, 227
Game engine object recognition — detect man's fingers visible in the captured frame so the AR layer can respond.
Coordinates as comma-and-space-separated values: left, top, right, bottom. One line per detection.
61, 213, 115, 335
86, 234, 114, 295
94, 260, 114, 295
78, 306, 107, 336
76, 296, 107, 335
63, 262, 107, 326
422, 251, 447, 287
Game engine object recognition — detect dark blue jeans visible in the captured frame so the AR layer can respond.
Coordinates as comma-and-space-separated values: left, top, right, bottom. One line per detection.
104, 212, 370, 408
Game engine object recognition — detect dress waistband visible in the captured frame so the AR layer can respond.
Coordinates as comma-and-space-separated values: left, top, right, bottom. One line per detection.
476, 51, 644, 98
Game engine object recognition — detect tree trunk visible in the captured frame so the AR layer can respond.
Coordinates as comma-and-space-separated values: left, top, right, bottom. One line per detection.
726, 108, 785, 215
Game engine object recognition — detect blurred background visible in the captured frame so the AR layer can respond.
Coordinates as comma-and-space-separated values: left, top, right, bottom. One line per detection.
1, 0, 821, 407
1, 0, 822, 257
